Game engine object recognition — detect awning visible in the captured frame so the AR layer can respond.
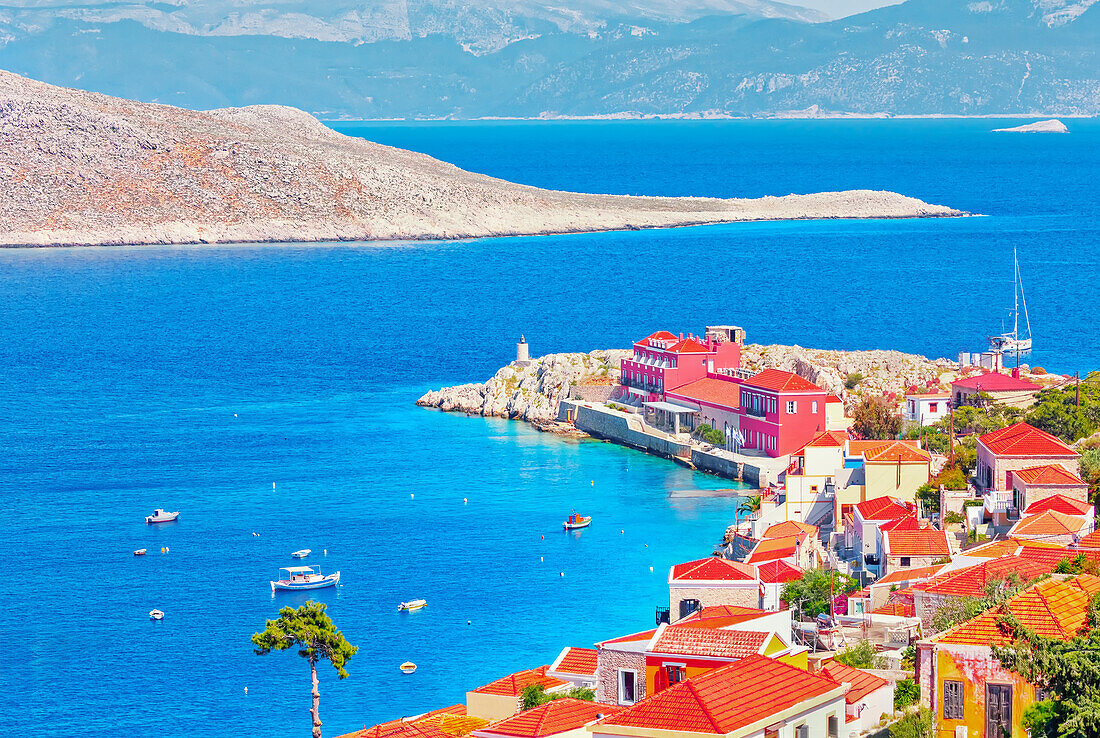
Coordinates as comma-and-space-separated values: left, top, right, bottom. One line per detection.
643, 401, 700, 414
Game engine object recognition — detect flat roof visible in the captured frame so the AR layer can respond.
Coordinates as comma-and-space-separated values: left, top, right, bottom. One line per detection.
643, 401, 700, 413
280, 566, 316, 573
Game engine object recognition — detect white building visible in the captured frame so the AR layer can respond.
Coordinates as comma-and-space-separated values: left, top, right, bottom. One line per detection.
903, 392, 950, 425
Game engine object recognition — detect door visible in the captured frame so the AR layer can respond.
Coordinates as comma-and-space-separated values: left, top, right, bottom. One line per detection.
986, 683, 1012, 737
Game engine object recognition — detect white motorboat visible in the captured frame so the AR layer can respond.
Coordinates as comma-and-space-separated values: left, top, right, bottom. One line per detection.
291, 549, 311, 559
398, 599, 427, 611
149, 609, 164, 620
270, 566, 340, 593
133, 549, 147, 556
563, 512, 592, 530
146, 509, 180, 524
988, 248, 1033, 354
400, 661, 417, 674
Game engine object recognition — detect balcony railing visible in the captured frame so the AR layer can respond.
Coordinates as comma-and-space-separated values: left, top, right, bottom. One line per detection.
984, 490, 1013, 514
745, 406, 767, 418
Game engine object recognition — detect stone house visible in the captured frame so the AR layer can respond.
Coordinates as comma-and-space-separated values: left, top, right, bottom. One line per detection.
880, 528, 951, 577
951, 370, 1042, 409
1007, 509, 1093, 545
974, 423, 1079, 519
667, 557, 762, 620
1010, 466, 1091, 514
594, 629, 654, 707
917, 575, 1100, 738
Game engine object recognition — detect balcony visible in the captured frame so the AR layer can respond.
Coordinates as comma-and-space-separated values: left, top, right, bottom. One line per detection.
984, 490, 1014, 514
745, 406, 767, 418
655, 606, 670, 625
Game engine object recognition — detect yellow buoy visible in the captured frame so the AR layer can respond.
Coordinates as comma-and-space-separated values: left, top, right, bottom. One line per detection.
160, 547, 166, 554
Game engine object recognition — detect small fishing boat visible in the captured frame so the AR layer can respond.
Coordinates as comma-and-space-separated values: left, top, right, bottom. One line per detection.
146, 509, 180, 524
291, 549, 311, 559
149, 609, 164, 620
563, 512, 592, 530
398, 599, 427, 611
400, 661, 417, 674
270, 566, 340, 593
133, 549, 147, 556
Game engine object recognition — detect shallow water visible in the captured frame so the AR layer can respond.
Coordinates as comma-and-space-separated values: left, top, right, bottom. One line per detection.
3, 119, 1098, 737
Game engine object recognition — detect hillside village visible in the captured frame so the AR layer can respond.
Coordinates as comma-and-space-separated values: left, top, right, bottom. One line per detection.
405, 325, 1100, 738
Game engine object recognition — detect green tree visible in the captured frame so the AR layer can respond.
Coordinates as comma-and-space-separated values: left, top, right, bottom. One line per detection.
1025, 373, 1100, 443
844, 373, 864, 390
520, 685, 595, 710
895, 678, 920, 710
737, 495, 762, 517
1080, 448, 1100, 501
834, 640, 885, 669
781, 568, 857, 619
890, 708, 935, 738
252, 601, 358, 738
992, 593, 1100, 738
693, 424, 726, 446
852, 396, 902, 440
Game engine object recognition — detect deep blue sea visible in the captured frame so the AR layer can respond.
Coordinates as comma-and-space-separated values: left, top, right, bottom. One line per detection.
2, 120, 1098, 738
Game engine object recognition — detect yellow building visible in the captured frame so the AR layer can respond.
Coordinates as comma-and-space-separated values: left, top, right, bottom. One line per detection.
917, 574, 1100, 737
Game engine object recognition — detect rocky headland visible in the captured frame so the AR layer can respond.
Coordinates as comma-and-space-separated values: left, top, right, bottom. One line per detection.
1, 70, 964, 248
992, 119, 1069, 133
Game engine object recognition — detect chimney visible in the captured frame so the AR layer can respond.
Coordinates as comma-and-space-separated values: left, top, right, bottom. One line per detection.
1011, 367, 1020, 379
679, 332, 684, 340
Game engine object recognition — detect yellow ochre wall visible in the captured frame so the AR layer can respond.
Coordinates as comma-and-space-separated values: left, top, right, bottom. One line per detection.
865, 461, 930, 503
933, 647, 1037, 738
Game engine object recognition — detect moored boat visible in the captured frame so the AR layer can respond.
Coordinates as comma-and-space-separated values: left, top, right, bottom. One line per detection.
291, 549, 311, 559
400, 661, 417, 674
149, 609, 164, 620
133, 549, 147, 556
563, 512, 592, 530
146, 509, 180, 524
398, 599, 427, 611
270, 566, 340, 593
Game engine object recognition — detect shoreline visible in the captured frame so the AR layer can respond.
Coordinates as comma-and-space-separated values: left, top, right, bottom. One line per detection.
324, 113, 1100, 123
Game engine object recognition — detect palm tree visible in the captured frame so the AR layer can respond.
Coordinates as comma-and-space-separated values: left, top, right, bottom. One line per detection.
252, 601, 358, 738
738, 495, 762, 517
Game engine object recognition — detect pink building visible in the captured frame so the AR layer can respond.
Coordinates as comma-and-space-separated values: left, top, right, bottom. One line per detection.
619, 329, 742, 403
736, 369, 828, 457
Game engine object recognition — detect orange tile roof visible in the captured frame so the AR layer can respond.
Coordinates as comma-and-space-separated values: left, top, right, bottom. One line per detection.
755, 559, 804, 584
879, 515, 921, 533
641, 331, 678, 343
1015, 464, 1087, 486
826, 394, 843, 403
979, 422, 1079, 457
473, 667, 566, 697
667, 338, 710, 354
819, 661, 889, 704
478, 699, 620, 738
593, 656, 842, 735
649, 626, 771, 659
666, 377, 741, 409
801, 430, 849, 449
676, 605, 770, 628
912, 556, 1053, 597
936, 575, 1100, 646
1010, 510, 1090, 537
873, 564, 944, 586
341, 707, 472, 738
596, 629, 658, 647
551, 648, 597, 677
1078, 530, 1100, 550
872, 601, 915, 617
762, 520, 818, 540
670, 557, 757, 582
861, 440, 932, 464
745, 535, 800, 564
743, 368, 823, 393
1024, 494, 1093, 515
854, 496, 912, 521
961, 538, 1065, 558
883, 529, 951, 557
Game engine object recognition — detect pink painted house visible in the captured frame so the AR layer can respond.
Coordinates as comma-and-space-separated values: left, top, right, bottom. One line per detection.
736, 369, 828, 457
619, 329, 742, 403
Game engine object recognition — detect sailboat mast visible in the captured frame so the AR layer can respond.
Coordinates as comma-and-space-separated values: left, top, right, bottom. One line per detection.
1013, 248, 1019, 339
1017, 248, 1032, 340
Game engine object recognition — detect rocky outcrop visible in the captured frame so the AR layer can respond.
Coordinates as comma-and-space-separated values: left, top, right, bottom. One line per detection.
0, 70, 963, 248
416, 350, 629, 422
993, 119, 1069, 133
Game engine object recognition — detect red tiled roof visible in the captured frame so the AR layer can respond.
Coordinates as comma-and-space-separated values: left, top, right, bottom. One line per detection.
801, 430, 849, 449
650, 626, 771, 659
473, 667, 566, 697
952, 372, 1041, 392
641, 331, 678, 343
854, 496, 912, 521
342, 707, 472, 738
879, 515, 921, 532
873, 601, 915, 617
593, 656, 842, 735
1010, 510, 1090, 537
819, 661, 889, 704
874, 565, 943, 586
667, 338, 710, 354
478, 699, 620, 738
1016, 465, 1088, 487
826, 394, 843, 403
755, 560, 804, 584
551, 648, 597, 677
676, 605, 769, 628
882, 529, 951, 557
978, 422, 1078, 458
763, 520, 818, 540
745, 536, 800, 564
1078, 530, 1100, 550
936, 575, 1100, 646
912, 556, 1052, 597
1024, 494, 1092, 516
596, 629, 658, 646
861, 441, 932, 464
670, 557, 757, 582
667, 377, 741, 410
743, 368, 823, 393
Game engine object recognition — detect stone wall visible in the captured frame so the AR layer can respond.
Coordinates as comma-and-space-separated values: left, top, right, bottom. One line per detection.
669, 583, 761, 618
569, 385, 616, 403
595, 649, 646, 706
563, 401, 692, 460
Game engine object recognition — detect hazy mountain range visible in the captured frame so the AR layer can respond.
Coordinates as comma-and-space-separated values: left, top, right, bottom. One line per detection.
0, 0, 1097, 117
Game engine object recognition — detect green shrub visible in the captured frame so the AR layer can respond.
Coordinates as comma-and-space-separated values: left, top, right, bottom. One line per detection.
894, 678, 920, 710
845, 372, 864, 390
943, 511, 965, 526
834, 640, 886, 669
890, 708, 934, 738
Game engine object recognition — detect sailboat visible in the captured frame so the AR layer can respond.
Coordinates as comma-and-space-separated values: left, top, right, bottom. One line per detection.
988, 248, 1032, 354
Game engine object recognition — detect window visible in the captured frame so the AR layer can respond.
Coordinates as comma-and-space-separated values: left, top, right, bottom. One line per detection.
901, 557, 911, 567
679, 598, 700, 620
665, 664, 686, 685
618, 670, 636, 705
812, 401, 818, 414
987, 683, 1012, 736
827, 715, 839, 737
1036, 686, 1054, 702
930, 402, 939, 412
786, 401, 796, 413
794, 725, 809, 738
944, 680, 964, 719
811, 485, 819, 493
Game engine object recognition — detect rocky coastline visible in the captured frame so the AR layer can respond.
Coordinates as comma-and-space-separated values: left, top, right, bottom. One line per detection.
1, 70, 965, 248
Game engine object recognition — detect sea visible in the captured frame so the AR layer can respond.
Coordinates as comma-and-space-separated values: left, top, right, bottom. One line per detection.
2, 119, 1098, 738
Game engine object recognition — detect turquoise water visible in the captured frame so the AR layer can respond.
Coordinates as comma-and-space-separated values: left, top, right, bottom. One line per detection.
2, 120, 1099, 737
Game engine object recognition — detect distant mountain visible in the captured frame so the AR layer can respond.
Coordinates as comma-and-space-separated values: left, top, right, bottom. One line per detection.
0, 0, 1097, 117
